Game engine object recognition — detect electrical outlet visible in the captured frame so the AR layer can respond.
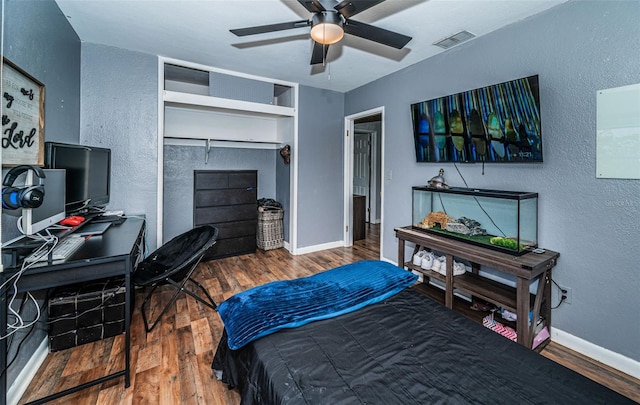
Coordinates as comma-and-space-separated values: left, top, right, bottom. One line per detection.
559, 285, 572, 305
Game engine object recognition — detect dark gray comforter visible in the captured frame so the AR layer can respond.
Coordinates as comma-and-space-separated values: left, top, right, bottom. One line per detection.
213, 288, 633, 404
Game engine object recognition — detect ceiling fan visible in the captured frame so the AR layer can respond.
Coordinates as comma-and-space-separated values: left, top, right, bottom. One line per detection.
230, 0, 412, 65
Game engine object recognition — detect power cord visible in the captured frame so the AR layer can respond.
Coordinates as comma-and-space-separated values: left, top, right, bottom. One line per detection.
47, 287, 122, 325
550, 278, 568, 309
452, 162, 507, 237
0, 233, 59, 340
0, 291, 49, 379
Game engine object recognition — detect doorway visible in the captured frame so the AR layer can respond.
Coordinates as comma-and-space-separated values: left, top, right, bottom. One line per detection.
344, 107, 383, 257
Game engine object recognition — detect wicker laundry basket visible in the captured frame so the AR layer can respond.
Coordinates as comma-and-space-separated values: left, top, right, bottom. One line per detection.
257, 207, 284, 250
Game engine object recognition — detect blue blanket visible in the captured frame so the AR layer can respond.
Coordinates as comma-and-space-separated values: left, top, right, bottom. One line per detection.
218, 260, 418, 350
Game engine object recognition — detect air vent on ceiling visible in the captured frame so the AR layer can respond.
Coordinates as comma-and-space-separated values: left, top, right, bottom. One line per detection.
433, 30, 476, 50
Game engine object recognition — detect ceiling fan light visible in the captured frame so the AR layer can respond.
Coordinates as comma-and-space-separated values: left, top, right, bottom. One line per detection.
310, 12, 344, 45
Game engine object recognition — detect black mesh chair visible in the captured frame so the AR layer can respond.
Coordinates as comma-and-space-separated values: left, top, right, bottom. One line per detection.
133, 225, 219, 332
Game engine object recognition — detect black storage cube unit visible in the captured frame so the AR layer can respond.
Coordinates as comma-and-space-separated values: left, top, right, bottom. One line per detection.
193, 170, 257, 260
48, 277, 131, 352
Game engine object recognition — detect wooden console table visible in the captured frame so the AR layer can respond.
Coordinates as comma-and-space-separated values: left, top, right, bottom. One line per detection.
395, 226, 559, 349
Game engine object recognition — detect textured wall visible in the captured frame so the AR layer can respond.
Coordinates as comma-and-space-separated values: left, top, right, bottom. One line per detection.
80, 43, 159, 249
1, 0, 81, 389
2, 0, 81, 145
297, 85, 345, 247
1, 0, 81, 242
345, 0, 640, 360
163, 145, 277, 242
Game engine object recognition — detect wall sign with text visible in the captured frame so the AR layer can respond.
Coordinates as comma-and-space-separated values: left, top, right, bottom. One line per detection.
2, 57, 45, 167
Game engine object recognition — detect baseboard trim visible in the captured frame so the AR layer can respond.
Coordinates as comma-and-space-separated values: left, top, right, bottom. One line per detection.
7, 337, 49, 405
293, 240, 344, 255
551, 328, 640, 380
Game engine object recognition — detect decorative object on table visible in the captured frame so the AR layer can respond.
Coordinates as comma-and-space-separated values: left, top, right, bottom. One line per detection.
427, 168, 448, 189
417, 211, 452, 229
445, 221, 470, 235
458, 216, 488, 236
2, 57, 45, 166
490, 236, 524, 251
279, 144, 291, 164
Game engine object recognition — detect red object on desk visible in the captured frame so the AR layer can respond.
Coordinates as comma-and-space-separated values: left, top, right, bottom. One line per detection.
60, 216, 85, 226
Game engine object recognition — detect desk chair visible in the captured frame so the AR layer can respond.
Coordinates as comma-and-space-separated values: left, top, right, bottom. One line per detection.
133, 225, 218, 332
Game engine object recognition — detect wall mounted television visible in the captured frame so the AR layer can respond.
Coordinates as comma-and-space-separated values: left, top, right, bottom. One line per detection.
44, 142, 111, 214
411, 75, 542, 163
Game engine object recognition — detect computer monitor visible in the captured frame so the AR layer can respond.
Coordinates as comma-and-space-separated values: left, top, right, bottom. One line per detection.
44, 142, 111, 213
21, 169, 67, 235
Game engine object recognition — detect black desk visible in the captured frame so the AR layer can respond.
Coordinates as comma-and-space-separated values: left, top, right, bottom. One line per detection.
0, 217, 145, 405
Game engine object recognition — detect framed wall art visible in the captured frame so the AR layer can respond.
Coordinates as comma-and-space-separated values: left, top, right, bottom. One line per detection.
2, 57, 45, 167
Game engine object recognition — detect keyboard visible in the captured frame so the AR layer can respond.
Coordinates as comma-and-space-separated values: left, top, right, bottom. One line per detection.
24, 235, 86, 264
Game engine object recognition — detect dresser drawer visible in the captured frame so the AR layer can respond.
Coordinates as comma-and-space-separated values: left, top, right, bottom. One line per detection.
204, 235, 256, 260
194, 204, 257, 225
214, 220, 257, 239
194, 170, 257, 190
194, 170, 258, 260
195, 188, 257, 207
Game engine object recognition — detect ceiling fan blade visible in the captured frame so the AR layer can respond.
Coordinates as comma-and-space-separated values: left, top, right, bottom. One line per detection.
344, 19, 412, 49
334, 0, 385, 19
230, 20, 309, 37
297, 0, 327, 13
310, 41, 330, 65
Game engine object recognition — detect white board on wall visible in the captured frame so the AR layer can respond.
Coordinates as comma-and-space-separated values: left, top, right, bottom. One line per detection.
596, 83, 640, 179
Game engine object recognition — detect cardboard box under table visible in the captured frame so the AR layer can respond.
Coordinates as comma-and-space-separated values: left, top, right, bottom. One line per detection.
48, 277, 131, 352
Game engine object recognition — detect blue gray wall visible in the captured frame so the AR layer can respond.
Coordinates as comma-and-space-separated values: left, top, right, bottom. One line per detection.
1, 0, 81, 242
1, 0, 80, 145
1, 0, 81, 389
345, 0, 640, 361
79, 43, 159, 249
297, 85, 345, 247
163, 145, 277, 241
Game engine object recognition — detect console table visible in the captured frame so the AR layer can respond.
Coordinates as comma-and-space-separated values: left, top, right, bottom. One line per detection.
0, 217, 145, 405
395, 226, 559, 349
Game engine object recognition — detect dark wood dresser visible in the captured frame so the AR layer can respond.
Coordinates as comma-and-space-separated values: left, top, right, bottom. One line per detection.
193, 170, 257, 260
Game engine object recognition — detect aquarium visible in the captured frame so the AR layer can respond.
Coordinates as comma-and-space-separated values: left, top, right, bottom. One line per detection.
412, 186, 538, 255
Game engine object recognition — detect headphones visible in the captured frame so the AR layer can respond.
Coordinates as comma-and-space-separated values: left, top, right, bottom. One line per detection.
2, 165, 46, 210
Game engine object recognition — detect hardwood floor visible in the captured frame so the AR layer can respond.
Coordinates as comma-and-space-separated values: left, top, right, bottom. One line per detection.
19, 223, 639, 404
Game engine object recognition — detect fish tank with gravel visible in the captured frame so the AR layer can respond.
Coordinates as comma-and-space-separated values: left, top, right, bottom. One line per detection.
412, 186, 538, 255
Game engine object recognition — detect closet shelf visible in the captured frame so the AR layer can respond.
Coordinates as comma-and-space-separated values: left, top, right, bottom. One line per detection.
163, 90, 295, 118
164, 137, 281, 150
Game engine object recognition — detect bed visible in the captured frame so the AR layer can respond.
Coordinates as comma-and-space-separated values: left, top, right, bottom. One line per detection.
213, 260, 633, 404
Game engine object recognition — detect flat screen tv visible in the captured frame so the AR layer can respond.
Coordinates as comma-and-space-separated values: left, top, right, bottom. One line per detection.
411, 75, 542, 163
44, 142, 111, 213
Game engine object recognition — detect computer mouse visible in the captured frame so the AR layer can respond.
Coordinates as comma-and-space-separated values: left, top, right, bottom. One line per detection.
60, 215, 85, 226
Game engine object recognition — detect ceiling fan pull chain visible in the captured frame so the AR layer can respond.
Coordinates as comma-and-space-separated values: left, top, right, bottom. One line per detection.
322, 23, 327, 67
